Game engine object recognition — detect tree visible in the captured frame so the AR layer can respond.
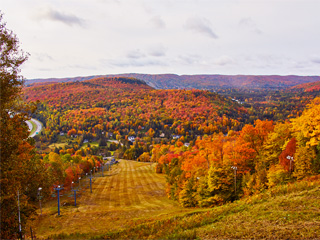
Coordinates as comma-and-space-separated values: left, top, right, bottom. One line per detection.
207, 162, 235, 204
267, 164, 289, 188
259, 122, 292, 169
0, 12, 36, 239
0, 13, 28, 112
292, 97, 320, 147
179, 176, 198, 207
279, 138, 297, 172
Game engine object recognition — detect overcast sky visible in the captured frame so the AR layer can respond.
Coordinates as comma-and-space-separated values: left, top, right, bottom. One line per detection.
2, 0, 320, 79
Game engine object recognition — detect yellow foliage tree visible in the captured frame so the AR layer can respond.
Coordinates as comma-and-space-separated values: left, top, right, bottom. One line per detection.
292, 97, 320, 147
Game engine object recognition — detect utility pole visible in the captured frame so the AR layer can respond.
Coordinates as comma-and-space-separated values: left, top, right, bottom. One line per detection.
38, 187, 42, 216
17, 190, 23, 239
231, 166, 237, 194
286, 155, 294, 173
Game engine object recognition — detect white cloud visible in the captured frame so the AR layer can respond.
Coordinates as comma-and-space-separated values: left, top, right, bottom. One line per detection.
34, 7, 86, 27
148, 44, 166, 57
239, 18, 262, 35
178, 54, 202, 65
311, 56, 320, 64
185, 17, 218, 39
2, 0, 320, 78
213, 56, 235, 66
149, 16, 166, 29
32, 53, 54, 62
126, 49, 145, 59
109, 58, 167, 68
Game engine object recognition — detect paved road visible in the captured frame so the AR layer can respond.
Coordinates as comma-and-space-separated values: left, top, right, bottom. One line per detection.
27, 118, 42, 138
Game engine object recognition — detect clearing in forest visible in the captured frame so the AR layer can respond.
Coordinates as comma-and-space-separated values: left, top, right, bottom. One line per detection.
29, 160, 194, 238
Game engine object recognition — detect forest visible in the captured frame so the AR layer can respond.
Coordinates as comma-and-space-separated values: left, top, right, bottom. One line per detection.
22, 76, 320, 206
1, 70, 318, 238
2, 8, 320, 239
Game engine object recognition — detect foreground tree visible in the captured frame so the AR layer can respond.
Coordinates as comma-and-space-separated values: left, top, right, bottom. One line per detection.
0, 12, 39, 239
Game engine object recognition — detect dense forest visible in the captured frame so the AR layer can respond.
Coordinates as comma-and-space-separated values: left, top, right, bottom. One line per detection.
22, 76, 320, 205
2, 9, 320, 239
0, 71, 316, 239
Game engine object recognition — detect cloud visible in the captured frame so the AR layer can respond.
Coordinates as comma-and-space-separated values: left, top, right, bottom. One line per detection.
32, 53, 54, 62
311, 56, 320, 64
213, 56, 234, 66
35, 8, 86, 27
185, 17, 218, 39
108, 58, 167, 68
148, 45, 166, 57
178, 54, 202, 65
149, 16, 166, 29
126, 49, 145, 59
239, 18, 262, 35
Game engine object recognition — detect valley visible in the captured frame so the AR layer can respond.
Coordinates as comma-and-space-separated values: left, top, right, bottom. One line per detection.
5, 75, 320, 239
2, 4, 320, 239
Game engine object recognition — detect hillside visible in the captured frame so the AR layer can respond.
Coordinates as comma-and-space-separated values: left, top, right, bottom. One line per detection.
26, 74, 320, 90
27, 160, 197, 239
291, 80, 320, 92
27, 160, 320, 239
22, 76, 320, 240
24, 76, 249, 149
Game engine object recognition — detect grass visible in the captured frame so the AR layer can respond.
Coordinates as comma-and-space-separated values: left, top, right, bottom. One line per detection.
27, 163, 320, 239
93, 179, 320, 240
81, 141, 99, 149
48, 142, 68, 150
27, 160, 196, 239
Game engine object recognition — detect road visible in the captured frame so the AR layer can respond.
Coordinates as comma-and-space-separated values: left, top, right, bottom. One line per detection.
27, 118, 42, 138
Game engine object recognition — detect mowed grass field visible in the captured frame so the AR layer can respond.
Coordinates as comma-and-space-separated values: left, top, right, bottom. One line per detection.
29, 160, 196, 239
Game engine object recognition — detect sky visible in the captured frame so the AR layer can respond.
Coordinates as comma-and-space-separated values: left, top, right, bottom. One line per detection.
2, 0, 320, 79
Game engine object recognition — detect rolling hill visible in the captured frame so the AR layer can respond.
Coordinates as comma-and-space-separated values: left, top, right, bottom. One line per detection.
290, 80, 320, 92
26, 74, 320, 90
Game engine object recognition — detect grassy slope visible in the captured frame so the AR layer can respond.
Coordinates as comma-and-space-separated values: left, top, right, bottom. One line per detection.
28, 160, 320, 239
27, 160, 197, 239
92, 179, 320, 240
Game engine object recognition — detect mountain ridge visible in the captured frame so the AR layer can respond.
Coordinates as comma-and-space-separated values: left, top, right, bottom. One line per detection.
26, 73, 320, 90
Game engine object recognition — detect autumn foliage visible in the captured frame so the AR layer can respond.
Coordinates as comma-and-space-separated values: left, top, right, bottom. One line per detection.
21, 73, 320, 211
151, 98, 320, 207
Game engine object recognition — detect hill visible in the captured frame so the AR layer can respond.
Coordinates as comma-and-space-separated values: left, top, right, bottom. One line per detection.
27, 160, 197, 239
24, 77, 153, 106
23, 76, 249, 154
26, 74, 320, 90
27, 160, 320, 239
291, 80, 320, 92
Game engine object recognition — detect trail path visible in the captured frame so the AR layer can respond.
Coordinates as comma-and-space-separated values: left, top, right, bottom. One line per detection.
31, 160, 192, 238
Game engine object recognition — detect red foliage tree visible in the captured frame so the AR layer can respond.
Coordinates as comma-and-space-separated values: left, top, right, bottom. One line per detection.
279, 138, 297, 172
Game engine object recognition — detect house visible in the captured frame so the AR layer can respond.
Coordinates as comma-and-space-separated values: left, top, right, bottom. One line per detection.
172, 135, 181, 139
128, 136, 135, 142
184, 143, 190, 147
